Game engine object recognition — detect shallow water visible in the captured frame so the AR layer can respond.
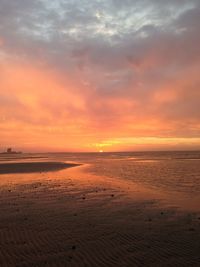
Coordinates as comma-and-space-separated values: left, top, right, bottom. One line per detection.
0, 151, 200, 210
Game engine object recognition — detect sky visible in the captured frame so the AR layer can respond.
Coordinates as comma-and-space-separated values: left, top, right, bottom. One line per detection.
0, 0, 200, 152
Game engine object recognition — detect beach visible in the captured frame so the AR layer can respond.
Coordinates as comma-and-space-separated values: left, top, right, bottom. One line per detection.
0, 162, 79, 174
0, 153, 200, 266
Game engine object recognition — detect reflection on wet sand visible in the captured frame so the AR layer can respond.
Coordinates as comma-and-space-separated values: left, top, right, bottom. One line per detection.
0, 153, 200, 266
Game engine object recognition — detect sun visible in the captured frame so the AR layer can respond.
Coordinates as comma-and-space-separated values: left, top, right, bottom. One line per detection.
99, 150, 104, 153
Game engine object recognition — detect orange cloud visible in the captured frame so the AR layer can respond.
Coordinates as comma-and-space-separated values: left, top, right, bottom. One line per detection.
0, 37, 4, 47
1, 56, 200, 152
1, 0, 200, 152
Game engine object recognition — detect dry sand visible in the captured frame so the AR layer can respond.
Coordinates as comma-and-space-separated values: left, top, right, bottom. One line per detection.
0, 163, 200, 267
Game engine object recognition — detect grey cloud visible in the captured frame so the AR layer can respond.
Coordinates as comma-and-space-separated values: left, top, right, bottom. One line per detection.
1, 0, 200, 132
1, 0, 199, 67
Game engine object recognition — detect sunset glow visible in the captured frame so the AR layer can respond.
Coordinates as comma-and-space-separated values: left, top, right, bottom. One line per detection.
0, 0, 200, 152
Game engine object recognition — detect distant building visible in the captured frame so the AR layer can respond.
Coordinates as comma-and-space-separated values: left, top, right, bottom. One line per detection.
0, 148, 22, 154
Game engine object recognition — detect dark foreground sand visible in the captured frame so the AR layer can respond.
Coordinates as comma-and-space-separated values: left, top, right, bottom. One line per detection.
0, 164, 200, 267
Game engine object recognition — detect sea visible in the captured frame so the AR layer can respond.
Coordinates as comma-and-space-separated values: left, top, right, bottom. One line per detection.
1, 151, 200, 211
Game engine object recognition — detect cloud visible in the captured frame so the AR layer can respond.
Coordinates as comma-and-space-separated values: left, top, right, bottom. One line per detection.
0, 0, 200, 150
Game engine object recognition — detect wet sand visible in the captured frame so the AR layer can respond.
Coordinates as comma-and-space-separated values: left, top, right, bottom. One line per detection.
0, 164, 200, 266
0, 162, 79, 174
